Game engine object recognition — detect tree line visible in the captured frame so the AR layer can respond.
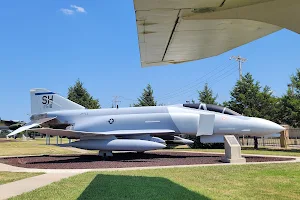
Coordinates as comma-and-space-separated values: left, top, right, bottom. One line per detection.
68, 68, 300, 127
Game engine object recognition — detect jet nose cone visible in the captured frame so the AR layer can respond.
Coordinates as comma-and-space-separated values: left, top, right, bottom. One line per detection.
249, 118, 285, 136
274, 123, 285, 132
265, 121, 285, 133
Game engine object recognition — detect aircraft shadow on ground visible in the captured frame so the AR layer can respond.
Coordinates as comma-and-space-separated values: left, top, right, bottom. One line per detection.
77, 174, 210, 200
25, 153, 221, 165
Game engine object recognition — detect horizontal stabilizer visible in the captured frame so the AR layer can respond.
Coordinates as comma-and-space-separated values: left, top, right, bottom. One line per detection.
6, 117, 56, 137
7, 123, 39, 137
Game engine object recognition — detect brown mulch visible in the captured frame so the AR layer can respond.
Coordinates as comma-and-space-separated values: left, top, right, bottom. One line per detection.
0, 139, 17, 143
0, 151, 294, 169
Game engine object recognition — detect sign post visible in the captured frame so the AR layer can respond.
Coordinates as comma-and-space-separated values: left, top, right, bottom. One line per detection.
221, 135, 246, 163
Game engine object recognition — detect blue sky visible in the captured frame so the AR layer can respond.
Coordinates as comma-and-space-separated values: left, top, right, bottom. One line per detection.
1, 1, 300, 121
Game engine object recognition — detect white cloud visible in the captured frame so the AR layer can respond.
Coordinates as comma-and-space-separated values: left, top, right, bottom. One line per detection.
70, 5, 86, 13
60, 8, 74, 15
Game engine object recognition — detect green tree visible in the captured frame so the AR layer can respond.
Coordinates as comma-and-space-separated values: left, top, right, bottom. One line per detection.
277, 69, 300, 127
257, 86, 279, 121
226, 73, 277, 120
134, 84, 157, 106
67, 79, 100, 109
198, 83, 218, 104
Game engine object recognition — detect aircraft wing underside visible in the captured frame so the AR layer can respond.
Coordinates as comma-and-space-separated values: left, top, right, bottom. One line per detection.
30, 128, 176, 139
134, 0, 300, 67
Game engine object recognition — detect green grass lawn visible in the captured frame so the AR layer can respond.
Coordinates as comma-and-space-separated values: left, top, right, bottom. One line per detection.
171, 145, 300, 157
0, 138, 79, 156
1, 138, 300, 157
10, 163, 300, 200
0, 172, 43, 185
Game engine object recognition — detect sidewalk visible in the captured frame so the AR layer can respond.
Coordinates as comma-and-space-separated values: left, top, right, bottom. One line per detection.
0, 173, 79, 200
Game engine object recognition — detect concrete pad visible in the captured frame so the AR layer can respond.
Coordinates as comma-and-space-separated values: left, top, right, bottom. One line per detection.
0, 173, 79, 200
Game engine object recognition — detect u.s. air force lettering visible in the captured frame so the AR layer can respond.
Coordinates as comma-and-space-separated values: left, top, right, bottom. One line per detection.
42, 95, 53, 108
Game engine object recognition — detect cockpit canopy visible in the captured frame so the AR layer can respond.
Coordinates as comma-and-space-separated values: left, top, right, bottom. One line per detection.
183, 103, 241, 116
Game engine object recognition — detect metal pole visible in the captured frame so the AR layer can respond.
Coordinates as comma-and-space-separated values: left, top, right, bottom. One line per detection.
239, 59, 242, 81
254, 136, 258, 150
242, 135, 245, 146
112, 96, 121, 108
231, 55, 247, 145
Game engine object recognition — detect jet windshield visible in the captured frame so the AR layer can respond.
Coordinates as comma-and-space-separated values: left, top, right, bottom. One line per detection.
182, 103, 241, 116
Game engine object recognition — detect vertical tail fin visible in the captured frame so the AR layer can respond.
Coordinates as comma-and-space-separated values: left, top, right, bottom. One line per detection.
30, 88, 85, 114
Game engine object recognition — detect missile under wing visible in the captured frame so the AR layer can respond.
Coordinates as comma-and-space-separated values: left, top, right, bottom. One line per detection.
133, 0, 300, 67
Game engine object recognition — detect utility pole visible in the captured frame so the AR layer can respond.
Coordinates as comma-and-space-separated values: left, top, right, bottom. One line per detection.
112, 96, 121, 108
230, 56, 247, 146
230, 56, 247, 80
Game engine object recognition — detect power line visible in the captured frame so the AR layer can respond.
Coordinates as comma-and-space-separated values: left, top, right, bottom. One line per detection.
155, 61, 234, 100
118, 60, 238, 106
156, 63, 237, 102
118, 62, 234, 106
168, 66, 238, 104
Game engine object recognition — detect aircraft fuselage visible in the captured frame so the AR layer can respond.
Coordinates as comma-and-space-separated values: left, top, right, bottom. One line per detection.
43, 104, 284, 140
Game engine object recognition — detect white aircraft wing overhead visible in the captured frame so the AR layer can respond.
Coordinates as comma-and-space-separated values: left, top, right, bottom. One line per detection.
134, 0, 300, 67
31, 128, 175, 138
6, 117, 56, 137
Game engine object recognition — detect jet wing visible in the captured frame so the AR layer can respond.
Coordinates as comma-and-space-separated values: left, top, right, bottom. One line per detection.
6, 117, 56, 137
30, 128, 175, 138
134, 0, 300, 67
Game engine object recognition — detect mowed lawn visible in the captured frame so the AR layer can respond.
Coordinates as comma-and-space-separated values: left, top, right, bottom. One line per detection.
11, 163, 300, 200
1, 138, 300, 157
171, 146, 300, 157
0, 138, 79, 156
0, 172, 43, 185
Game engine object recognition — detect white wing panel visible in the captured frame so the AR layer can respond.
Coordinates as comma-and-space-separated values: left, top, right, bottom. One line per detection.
136, 10, 179, 65
164, 18, 280, 62
134, 0, 223, 10
133, 0, 300, 67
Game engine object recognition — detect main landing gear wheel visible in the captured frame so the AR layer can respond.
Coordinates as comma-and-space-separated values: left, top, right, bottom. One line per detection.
98, 151, 113, 160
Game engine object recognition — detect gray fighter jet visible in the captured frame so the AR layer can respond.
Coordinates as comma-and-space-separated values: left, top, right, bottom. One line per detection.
7, 88, 284, 157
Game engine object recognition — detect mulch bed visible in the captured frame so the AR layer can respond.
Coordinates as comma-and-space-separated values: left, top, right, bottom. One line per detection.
0, 151, 294, 169
0, 139, 17, 143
